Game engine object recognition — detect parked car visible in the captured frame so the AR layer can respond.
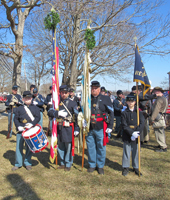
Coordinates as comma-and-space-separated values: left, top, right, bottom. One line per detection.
0, 94, 7, 103
0, 95, 3, 103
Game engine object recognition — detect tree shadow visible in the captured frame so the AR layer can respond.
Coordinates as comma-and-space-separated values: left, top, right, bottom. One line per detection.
3, 174, 41, 200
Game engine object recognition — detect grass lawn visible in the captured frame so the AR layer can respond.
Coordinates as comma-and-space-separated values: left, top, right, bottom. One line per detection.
0, 113, 170, 200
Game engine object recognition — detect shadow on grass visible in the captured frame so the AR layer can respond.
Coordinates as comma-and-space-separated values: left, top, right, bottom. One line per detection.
32, 146, 56, 169
3, 149, 39, 167
105, 157, 122, 171
3, 174, 41, 200
0, 130, 16, 138
3, 150, 15, 165
73, 149, 89, 171
107, 136, 123, 148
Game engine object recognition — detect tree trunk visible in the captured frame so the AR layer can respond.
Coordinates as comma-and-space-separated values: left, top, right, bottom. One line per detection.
69, 14, 80, 90
12, 33, 23, 94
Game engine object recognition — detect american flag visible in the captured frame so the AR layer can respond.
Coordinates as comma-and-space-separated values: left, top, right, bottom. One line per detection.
49, 29, 60, 163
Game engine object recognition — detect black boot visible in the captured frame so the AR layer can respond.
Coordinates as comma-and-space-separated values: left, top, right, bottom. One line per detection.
122, 168, 129, 176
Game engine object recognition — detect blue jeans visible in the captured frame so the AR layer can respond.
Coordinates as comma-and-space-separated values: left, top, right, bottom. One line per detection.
8, 113, 15, 137
50, 118, 52, 131
86, 129, 106, 168
58, 140, 73, 168
15, 134, 33, 167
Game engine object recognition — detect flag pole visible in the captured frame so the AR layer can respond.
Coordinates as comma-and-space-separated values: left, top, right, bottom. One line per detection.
134, 37, 140, 177
82, 19, 93, 170
44, 9, 60, 167
136, 82, 141, 177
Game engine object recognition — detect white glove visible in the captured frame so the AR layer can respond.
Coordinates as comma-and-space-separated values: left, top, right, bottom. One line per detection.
33, 101, 38, 105
12, 98, 18, 103
83, 119, 87, 128
58, 109, 68, 118
131, 135, 136, 141
74, 131, 79, 136
48, 99, 52, 105
25, 123, 33, 129
9, 102, 14, 106
18, 126, 24, 132
105, 128, 112, 134
132, 131, 140, 138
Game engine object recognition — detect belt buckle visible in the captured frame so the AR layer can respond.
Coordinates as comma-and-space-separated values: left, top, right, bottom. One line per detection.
129, 125, 135, 129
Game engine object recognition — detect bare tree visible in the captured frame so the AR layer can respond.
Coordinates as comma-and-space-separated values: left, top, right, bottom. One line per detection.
25, 0, 170, 89
24, 50, 52, 90
0, 0, 43, 93
0, 56, 13, 93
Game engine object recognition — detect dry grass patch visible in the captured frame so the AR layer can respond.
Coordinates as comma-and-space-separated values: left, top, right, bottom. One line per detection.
0, 113, 170, 200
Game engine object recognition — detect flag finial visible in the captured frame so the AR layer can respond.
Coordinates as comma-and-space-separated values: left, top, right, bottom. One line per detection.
133, 36, 137, 45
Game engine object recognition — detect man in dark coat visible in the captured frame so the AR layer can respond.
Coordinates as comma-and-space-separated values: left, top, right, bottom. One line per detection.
86, 81, 114, 175
100, 86, 106, 95
113, 90, 125, 137
48, 85, 80, 171
44, 86, 53, 132
5, 85, 23, 138
69, 88, 82, 111
12, 91, 40, 171
32, 87, 45, 128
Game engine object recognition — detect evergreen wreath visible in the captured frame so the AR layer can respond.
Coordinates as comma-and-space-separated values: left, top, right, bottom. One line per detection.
84, 29, 95, 50
44, 11, 60, 31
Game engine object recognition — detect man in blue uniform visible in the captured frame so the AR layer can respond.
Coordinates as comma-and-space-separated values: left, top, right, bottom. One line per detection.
32, 88, 45, 128
69, 88, 82, 111
121, 94, 145, 176
12, 91, 40, 171
30, 84, 36, 94
44, 86, 53, 132
5, 85, 23, 138
86, 81, 114, 175
48, 85, 80, 171
113, 90, 125, 138
100, 86, 106, 95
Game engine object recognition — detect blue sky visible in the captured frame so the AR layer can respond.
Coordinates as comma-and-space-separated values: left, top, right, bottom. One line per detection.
93, 53, 170, 92
1, 1, 170, 91
87, 0, 170, 92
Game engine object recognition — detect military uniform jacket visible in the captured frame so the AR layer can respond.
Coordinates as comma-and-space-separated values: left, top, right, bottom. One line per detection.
14, 104, 40, 133
32, 93, 45, 112
44, 93, 52, 111
121, 107, 145, 143
113, 98, 125, 116
90, 94, 114, 130
69, 95, 82, 111
150, 96, 168, 121
5, 94, 23, 113
51, 97, 80, 143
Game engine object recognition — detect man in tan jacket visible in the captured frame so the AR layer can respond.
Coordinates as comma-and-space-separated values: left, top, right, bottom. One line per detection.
150, 87, 168, 152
